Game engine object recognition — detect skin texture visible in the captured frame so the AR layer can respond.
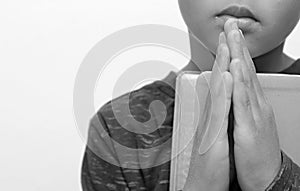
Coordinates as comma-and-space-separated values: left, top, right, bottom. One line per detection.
179, 0, 300, 189
225, 19, 282, 191
178, 0, 300, 58
183, 18, 283, 191
183, 32, 232, 191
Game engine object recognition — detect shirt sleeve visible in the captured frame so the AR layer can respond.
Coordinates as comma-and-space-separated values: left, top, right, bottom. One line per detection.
81, 97, 173, 191
81, 113, 130, 191
81, 80, 176, 191
266, 151, 300, 191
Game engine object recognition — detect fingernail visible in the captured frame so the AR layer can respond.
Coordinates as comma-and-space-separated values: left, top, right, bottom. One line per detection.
232, 21, 238, 30
234, 30, 240, 42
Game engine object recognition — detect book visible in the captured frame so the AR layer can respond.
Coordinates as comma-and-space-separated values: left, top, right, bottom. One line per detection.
170, 71, 300, 191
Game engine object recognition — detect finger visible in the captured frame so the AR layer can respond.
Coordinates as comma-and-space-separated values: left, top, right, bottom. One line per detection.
214, 33, 231, 140
242, 47, 266, 104
205, 32, 229, 141
224, 19, 244, 61
238, 49, 261, 117
209, 71, 233, 141
211, 32, 230, 94
235, 31, 258, 108
230, 59, 255, 129
219, 30, 227, 44
224, 18, 238, 35
239, 30, 257, 74
200, 32, 231, 154
199, 71, 232, 154
211, 32, 230, 79
239, 31, 266, 105
228, 29, 262, 116
218, 31, 230, 72
218, 71, 233, 140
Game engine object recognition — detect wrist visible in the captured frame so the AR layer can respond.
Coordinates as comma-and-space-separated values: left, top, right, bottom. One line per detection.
261, 152, 282, 190
265, 151, 291, 191
183, 180, 228, 191
242, 153, 283, 191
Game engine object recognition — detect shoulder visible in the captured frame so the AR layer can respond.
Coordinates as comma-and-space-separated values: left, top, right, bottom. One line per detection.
281, 58, 300, 74
89, 80, 175, 149
99, 80, 174, 119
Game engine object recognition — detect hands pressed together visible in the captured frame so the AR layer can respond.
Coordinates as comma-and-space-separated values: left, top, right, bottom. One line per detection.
184, 19, 282, 191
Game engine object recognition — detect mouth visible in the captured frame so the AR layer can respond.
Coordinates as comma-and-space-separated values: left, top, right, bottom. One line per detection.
216, 5, 259, 22
214, 5, 261, 33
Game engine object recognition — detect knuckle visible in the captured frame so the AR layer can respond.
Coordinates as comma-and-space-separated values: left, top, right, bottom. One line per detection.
238, 91, 251, 109
230, 59, 240, 71
245, 97, 251, 109
231, 58, 241, 65
243, 77, 251, 89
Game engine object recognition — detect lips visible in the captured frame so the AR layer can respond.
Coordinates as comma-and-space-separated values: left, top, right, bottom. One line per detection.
216, 5, 258, 22
214, 5, 261, 33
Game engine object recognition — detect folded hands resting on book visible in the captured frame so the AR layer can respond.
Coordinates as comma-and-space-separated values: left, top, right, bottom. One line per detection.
183, 19, 282, 191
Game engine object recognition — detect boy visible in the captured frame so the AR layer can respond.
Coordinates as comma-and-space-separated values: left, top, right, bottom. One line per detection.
81, 0, 300, 190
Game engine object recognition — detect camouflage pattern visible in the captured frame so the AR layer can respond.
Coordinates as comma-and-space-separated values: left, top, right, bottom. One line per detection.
82, 59, 300, 191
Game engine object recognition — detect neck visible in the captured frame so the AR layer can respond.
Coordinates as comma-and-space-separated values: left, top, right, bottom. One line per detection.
181, 31, 294, 73
181, 31, 215, 72
253, 42, 294, 73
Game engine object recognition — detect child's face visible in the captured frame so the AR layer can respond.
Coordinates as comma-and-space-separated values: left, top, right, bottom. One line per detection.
179, 0, 300, 58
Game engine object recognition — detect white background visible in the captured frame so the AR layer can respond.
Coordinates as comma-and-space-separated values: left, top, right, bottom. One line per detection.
0, 0, 299, 191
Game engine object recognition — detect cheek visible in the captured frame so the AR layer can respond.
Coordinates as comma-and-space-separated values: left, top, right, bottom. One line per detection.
179, 0, 220, 54
179, 0, 300, 58
249, 0, 300, 57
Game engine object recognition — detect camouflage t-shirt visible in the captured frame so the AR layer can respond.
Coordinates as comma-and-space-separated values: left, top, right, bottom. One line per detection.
81, 59, 300, 191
